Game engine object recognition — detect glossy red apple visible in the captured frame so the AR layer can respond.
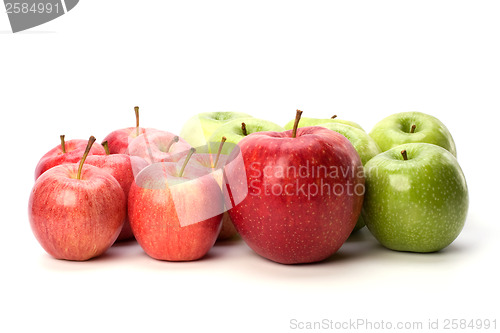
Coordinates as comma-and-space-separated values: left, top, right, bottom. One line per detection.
128, 149, 223, 261
127, 130, 192, 164
226, 110, 365, 264
28, 136, 126, 261
34, 135, 106, 179
102, 106, 157, 154
85, 142, 148, 241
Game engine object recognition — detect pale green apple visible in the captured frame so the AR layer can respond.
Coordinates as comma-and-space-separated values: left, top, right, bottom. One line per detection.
362, 143, 468, 252
180, 111, 252, 148
208, 117, 284, 155
315, 122, 381, 232
369, 111, 457, 156
284, 116, 364, 131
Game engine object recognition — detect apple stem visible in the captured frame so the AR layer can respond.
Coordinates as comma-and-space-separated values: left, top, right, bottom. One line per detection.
241, 122, 248, 136
213, 136, 227, 169
410, 124, 416, 133
60, 135, 66, 154
134, 106, 140, 136
401, 149, 408, 161
331, 115, 337, 119
77, 136, 96, 180
179, 148, 196, 177
165, 136, 180, 152
292, 109, 303, 138
102, 141, 110, 155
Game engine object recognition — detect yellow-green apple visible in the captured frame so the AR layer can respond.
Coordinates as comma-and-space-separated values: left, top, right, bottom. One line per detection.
127, 130, 192, 164
369, 111, 457, 156
313, 122, 381, 232
362, 143, 468, 252
85, 142, 148, 241
180, 111, 252, 148
28, 137, 126, 261
34, 135, 106, 179
226, 111, 365, 264
128, 149, 223, 261
284, 114, 364, 131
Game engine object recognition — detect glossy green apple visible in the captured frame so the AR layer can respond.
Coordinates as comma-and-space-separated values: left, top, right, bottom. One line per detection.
208, 117, 284, 155
362, 143, 468, 252
284, 115, 364, 131
369, 111, 457, 156
314, 122, 381, 232
180, 111, 253, 148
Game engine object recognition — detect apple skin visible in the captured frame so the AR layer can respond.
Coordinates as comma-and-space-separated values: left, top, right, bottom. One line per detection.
180, 111, 253, 148
314, 122, 381, 232
362, 143, 468, 252
226, 127, 365, 264
28, 164, 126, 261
103, 127, 158, 155
34, 139, 106, 179
128, 162, 223, 261
369, 111, 457, 156
284, 117, 364, 131
127, 130, 192, 164
85, 154, 149, 241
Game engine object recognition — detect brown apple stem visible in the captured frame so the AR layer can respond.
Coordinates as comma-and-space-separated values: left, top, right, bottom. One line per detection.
179, 148, 196, 177
102, 141, 110, 155
213, 136, 227, 169
165, 136, 179, 152
410, 124, 416, 133
241, 122, 248, 136
401, 149, 408, 161
331, 115, 338, 119
60, 135, 66, 154
77, 136, 96, 180
292, 109, 303, 138
134, 106, 140, 136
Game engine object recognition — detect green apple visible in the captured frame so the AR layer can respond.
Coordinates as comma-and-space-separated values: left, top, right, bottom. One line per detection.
369, 111, 457, 156
314, 122, 381, 232
208, 117, 284, 155
284, 115, 364, 131
362, 143, 468, 252
180, 111, 253, 148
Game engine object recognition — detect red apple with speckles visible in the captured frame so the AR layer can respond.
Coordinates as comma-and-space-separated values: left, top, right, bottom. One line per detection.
128, 130, 192, 164
28, 137, 126, 261
226, 110, 365, 264
85, 142, 148, 241
128, 149, 223, 261
34, 135, 106, 179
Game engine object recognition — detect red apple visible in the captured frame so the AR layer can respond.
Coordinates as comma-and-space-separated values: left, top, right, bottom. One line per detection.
102, 106, 157, 154
127, 130, 192, 164
226, 110, 365, 264
28, 136, 126, 261
34, 135, 106, 179
85, 142, 149, 241
128, 149, 223, 261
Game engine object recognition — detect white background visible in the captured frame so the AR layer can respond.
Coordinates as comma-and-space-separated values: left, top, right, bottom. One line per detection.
1, 1, 499, 332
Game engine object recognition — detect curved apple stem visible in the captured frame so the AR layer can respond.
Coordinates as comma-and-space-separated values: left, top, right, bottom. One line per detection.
401, 149, 408, 161
77, 136, 96, 180
102, 141, 110, 155
60, 135, 66, 154
134, 106, 140, 136
179, 148, 196, 177
331, 115, 337, 119
241, 122, 248, 136
213, 136, 227, 169
292, 109, 303, 138
165, 136, 179, 152
410, 124, 416, 133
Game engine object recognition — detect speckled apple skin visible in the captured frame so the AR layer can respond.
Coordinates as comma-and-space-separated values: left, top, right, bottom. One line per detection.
34, 140, 106, 180
227, 127, 365, 264
128, 164, 223, 261
127, 130, 192, 164
28, 164, 126, 261
103, 127, 149, 155
362, 143, 468, 252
